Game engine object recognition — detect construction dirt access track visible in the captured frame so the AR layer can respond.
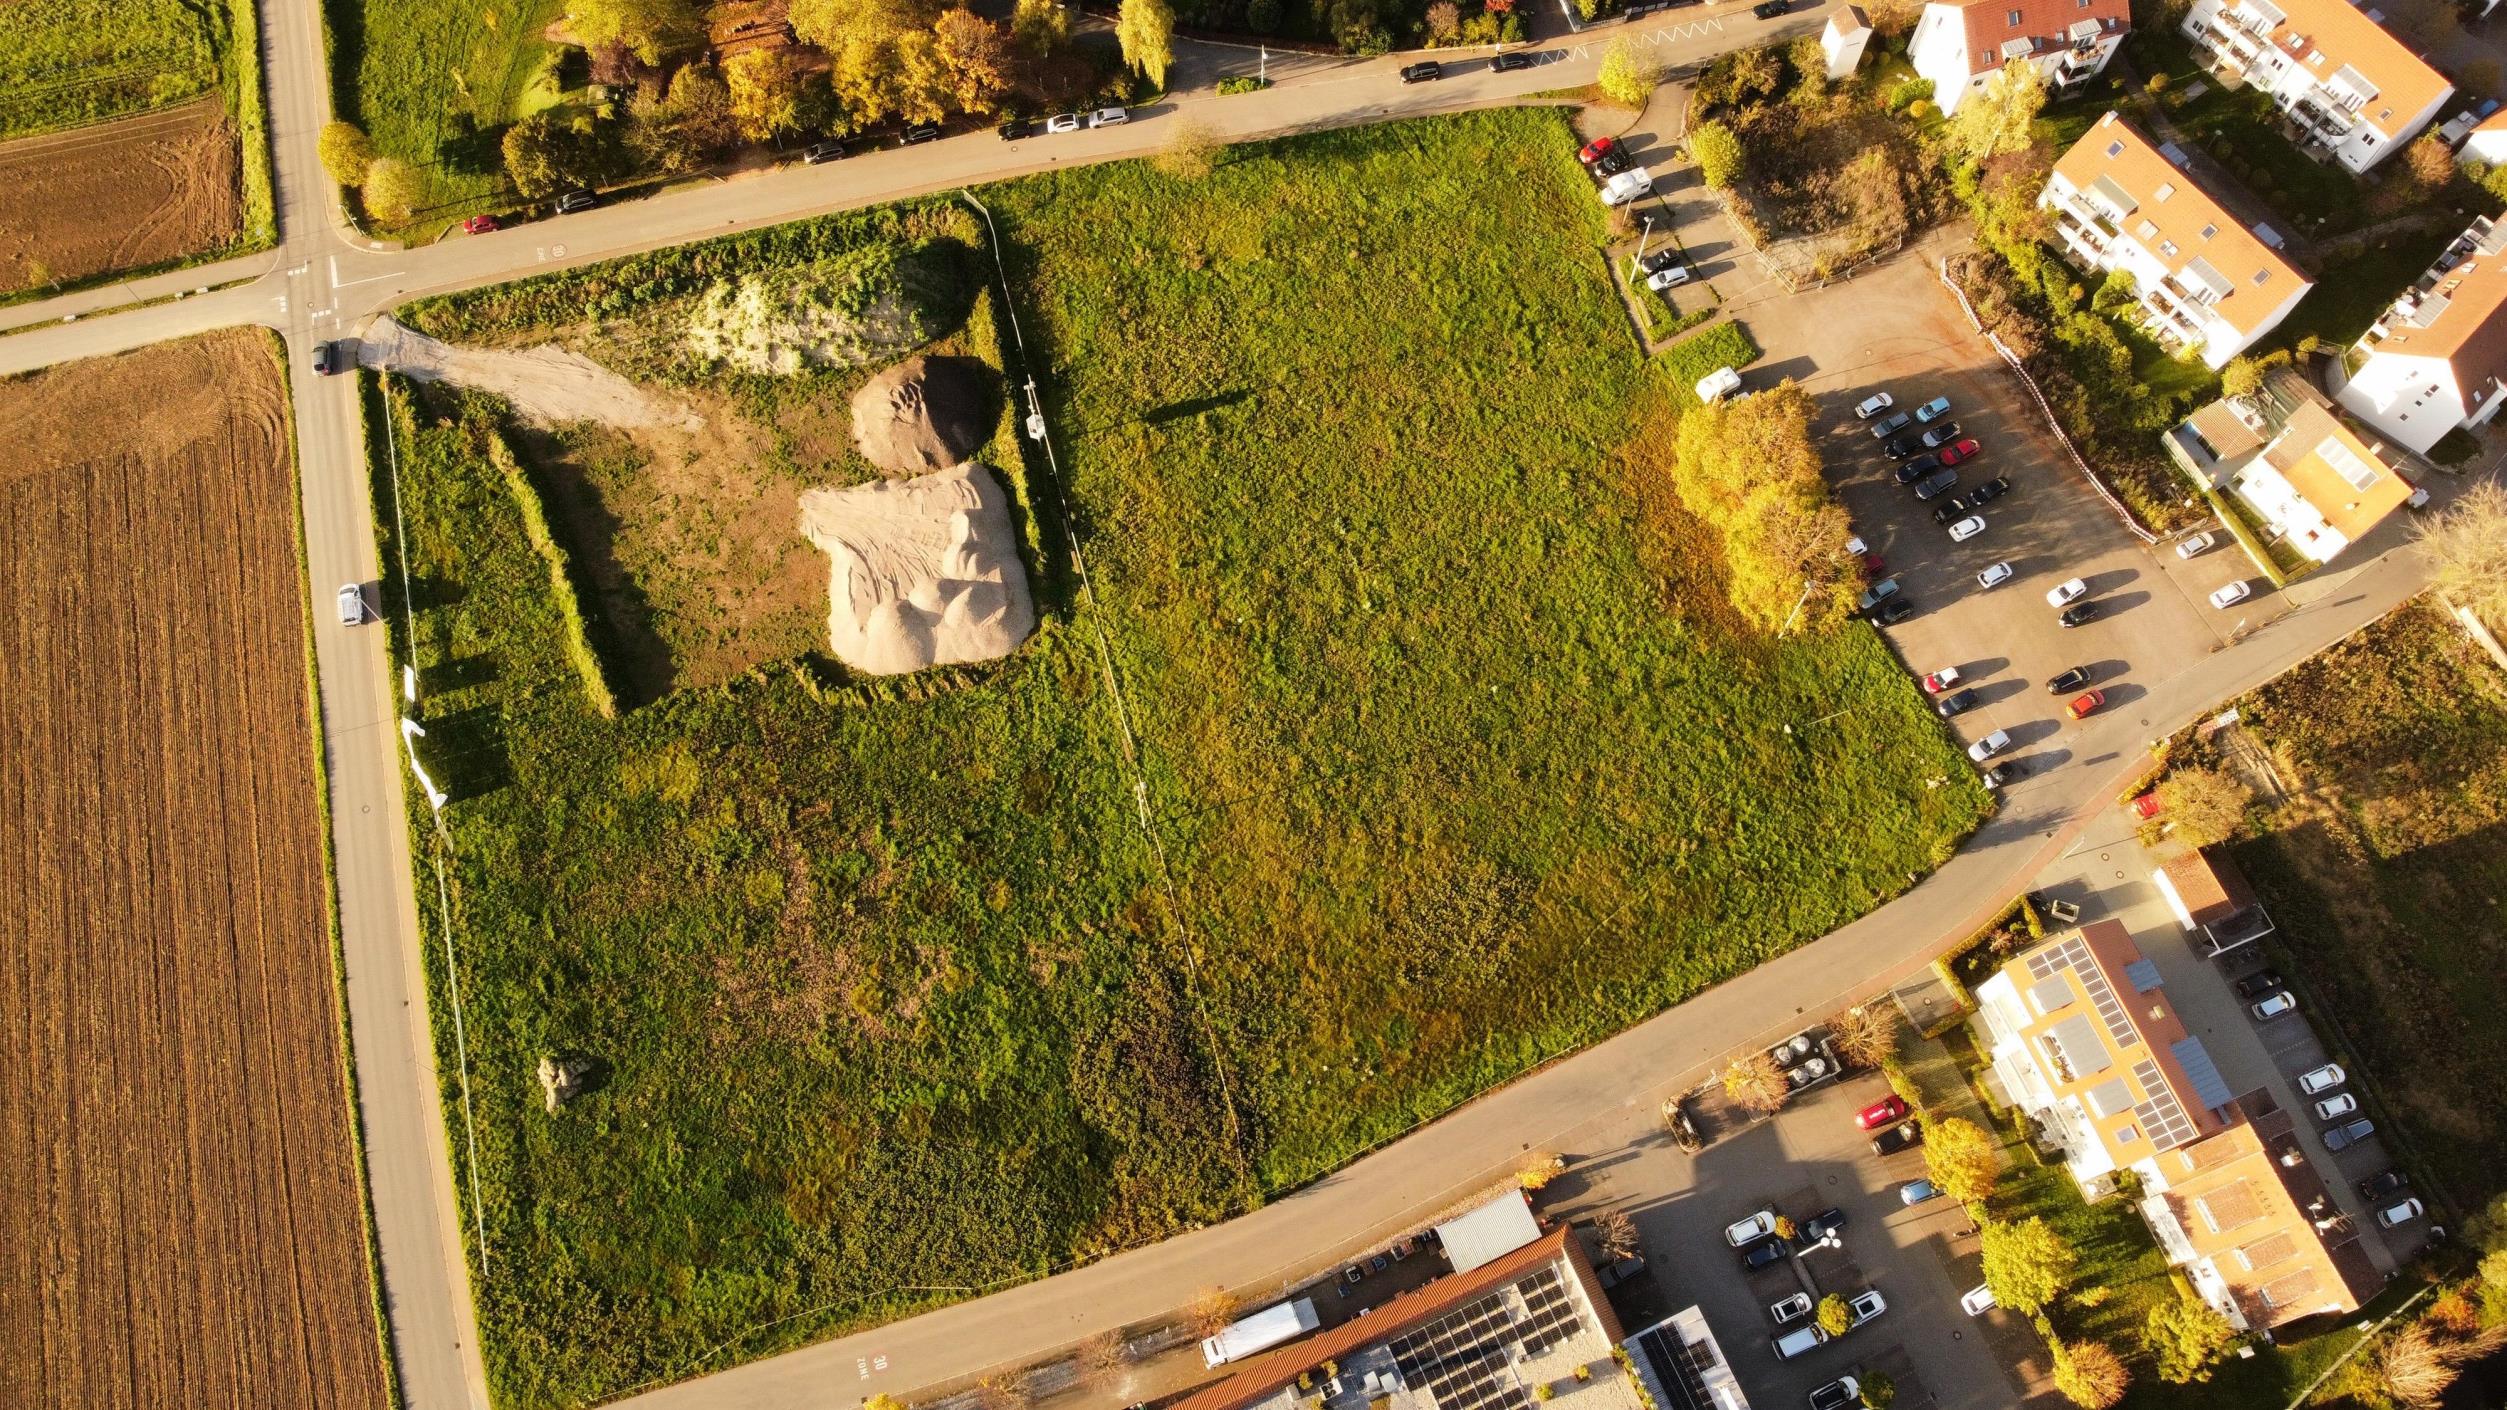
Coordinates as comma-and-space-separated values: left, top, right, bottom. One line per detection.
0, 330, 390, 1410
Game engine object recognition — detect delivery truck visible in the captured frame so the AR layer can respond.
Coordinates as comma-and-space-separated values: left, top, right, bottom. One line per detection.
1201, 1297, 1322, 1368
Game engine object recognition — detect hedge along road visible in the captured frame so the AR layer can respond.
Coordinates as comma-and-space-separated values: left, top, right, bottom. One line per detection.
0, 3, 2442, 1410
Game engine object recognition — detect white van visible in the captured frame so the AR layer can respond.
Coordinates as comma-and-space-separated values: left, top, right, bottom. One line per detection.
1088, 107, 1129, 128
1694, 366, 1742, 404
1772, 1324, 1829, 1360
1599, 167, 1653, 206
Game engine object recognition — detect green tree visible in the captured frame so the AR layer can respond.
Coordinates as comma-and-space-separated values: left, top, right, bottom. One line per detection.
726, 50, 809, 139
1011, 0, 1072, 55
318, 121, 374, 186
796, 0, 942, 123
1950, 59, 2045, 162
1922, 1117, 2001, 1204
1597, 38, 1661, 109
1691, 120, 1743, 189
2155, 766, 2249, 847
934, 9, 1016, 115
2052, 1338, 2130, 1409
1816, 1293, 1852, 1336
569, 0, 704, 64
361, 156, 424, 223
500, 112, 617, 199
1980, 1216, 2076, 1315
2144, 1294, 2237, 1384
2220, 354, 2264, 399
1117, 0, 1176, 90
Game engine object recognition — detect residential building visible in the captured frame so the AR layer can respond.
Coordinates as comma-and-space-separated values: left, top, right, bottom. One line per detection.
1972, 921, 2239, 1195
2150, 846, 2276, 958
1907, 0, 2130, 117
2337, 213, 2507, 454
2460, 107, 2507, 165
1175, 1226, 1672, 1410
2043, 113, 2313, 368
1626, 1307, 1754, 1410
2179, 0, 2452, 173
2140, 1094, 2380, 1332
2167, 371, 2413, 563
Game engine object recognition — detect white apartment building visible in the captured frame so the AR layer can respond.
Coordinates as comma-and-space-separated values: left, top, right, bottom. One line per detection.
2180, 0, 2452, 173
2337, 214, 2507, 455
1908, 0, 2130, 116
2042, 113, 2313, 368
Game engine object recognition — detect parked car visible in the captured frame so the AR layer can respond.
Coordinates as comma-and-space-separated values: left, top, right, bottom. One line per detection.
1961, 1283, 1998, 1316
337, 583, 367, 626
1968, 729, 2012, 763
2047, 577, 2088, 608
1772, 1326, 1829, 1361
1983, 760, 2025, 788
553, 189, 599, 213
1646, 263, 1694, 291
2068, 690, 2106, 719
1398, 61, 1443, 83
1900, 1179, 1942, 1205
1871, 412, 1913, 440
1085, 108, 1127, 128
1874, 596, 1915, 625
2047, 665, 2094, 694
1967, 474, 2010, 505
2360, 1169, 2410, 1201
902, 122, 945, 143
1947, 515, 1986, 542
1914, 468, 1959, 500
2232, 969, 2285, 1001
1802, 1208, 1848, 1243
2314, 1093, 2360, 1121
1977, 561, 2014, 590
1883, 431, 1926, 458
1871, 1119, 1922, 1155
1855, 392, 1895, 420
1897, 453, 1945, 486
1771, 1293, 1813, 1325
312, 341, 342, 376
1490, 50, 1536, 71
1918, 421, 1964, 448
1922, 666, 1962, 693
2249, 991, 2298, 1021
1856, 578, 1901, 614
1600, 168, 1655, 206
2298, 1063, 2347, 1095
1932, 497, 1969, 524
1752, 0, 1792, 16
1695, 364, 1742, 402
1856, 1095, 1909, 1130
1739, 1236, 1789, 1272
461, 213, 501, 233
1846, 1290, 1887, 1327
802, 140, 848, 163
2211, 580, 2253, 610
1046, 113, 1083, 134
1937, 437, 1981, 466
2324, 1117, 2377, 1151
998, 117, 1037, 140
2377, 1198, 2426, 1228
1936, 688, 1981, 718
2176, 530, 2217, 558
1578, 136, 1622, 169
1639, 247, 1687, 274
1809, 1378, 1861, 1410
1914, 395, 1952, 422
1725, 1210, 1781, 1247
2060, 601, 2100, 628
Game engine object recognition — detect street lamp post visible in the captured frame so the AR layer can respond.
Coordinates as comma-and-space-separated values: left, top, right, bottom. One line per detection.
1628, 213, 1654, 283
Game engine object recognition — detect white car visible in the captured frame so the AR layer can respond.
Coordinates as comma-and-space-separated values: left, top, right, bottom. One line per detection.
1724, 1210, 1779, 1247
2047, 577, 2088, 608
2377, 1198, 2426, 1229
337, 583, 367, 626
1087, 106, 1129, 128
2250, 990, 2297, 1021
1771, 1325, 1828, 1360
2211, 580, 2253, 610
1968, 728, 2011, 763
1961, 1283, 1998, 1316
2176, 531, 2217, 559
1045, 113, 1082, 133
1645, 264, 1693, 291
1695, 366, 1742, 404
1854, 392, 1894, 420
2314, 1092, 2359, 1121
1599, 167, 1654, 206
1975, 561, 2013, 590
2297, 1063, 2346, 1095
1948, 515, 1986, 543
1770, 1293, 1812, 1325
1846, 1289, 1887, 1326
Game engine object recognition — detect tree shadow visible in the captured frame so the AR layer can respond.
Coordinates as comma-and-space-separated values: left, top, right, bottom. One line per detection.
508, 427, 681, 706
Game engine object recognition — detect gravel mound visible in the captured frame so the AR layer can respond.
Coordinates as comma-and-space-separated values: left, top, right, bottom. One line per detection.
797, 463, 1034, 675
850, 355, 988, 476
356, 316, 698, 431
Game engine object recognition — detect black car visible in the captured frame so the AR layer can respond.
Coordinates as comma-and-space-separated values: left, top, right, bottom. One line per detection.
2046, 665, 2094, 694
2059, 601, 2099, 628
1809, 1381, 1859, 1410
1753, 0, 1791, 16
1399, 61, 1444, 83
1984, 760, 2025, 788
2359, 1169, 2411, 1201
998, 117, 1036, 140
1968, 474, 2012, 505
1871, 1120, 1922, 1156
1918, 421, 1964, 449
312, 340, 342, 376
553, 189, 599, 214
1801, 1207, 1848, 1243
1596, 149, 1631, 176
1870, 411, 1913, 439
1884, 432, 1927, 459
1932, 500, 1968, 525
1738, 1236, 1788, 1272
1896, 454, 1944, 487
1491, 50, 1537, 72
1937, 687, 1979, 718
901, 123, 943, 145
1639, 248, 1686, 274
1913, 468, 1959, 500
801, 140, 846, 164
2233, 969, 2287, 1001
1874, 596, 1915, 625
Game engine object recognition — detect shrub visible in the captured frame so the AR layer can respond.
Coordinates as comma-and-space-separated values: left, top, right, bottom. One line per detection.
1690, 120, 1743, 189
1981, 1217, 2076, 1315
361, 156, 424, 224
1216, 76, 1269, 95
2145, 1294, 2238, 1383
2052, 1339, 2130, 1409
1598, 38, 1662, 109
1816, 1294, 1852, 1335
1887, 77, 1934, 112
319, 121, 374, 187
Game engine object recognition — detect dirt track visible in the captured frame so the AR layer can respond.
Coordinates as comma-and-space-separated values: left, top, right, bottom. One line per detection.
0, 98, 242, 293
0, 332, 389, 1410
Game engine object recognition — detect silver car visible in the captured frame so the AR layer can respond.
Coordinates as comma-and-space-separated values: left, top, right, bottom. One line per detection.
337, 583, 367, 626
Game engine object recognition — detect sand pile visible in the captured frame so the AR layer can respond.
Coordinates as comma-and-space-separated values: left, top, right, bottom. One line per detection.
682, 246, 945, 375
356, 316, 699, 431
797, 463, 1034, 675
850, 356, 988, 475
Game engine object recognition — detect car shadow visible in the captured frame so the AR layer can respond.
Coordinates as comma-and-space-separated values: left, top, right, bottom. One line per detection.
2099, 681, 2150, 710
1976, 678, 2033, 707
1760, 354, 1821, 385
2100, 589, 2154, 615
2007, 717, 2064, 748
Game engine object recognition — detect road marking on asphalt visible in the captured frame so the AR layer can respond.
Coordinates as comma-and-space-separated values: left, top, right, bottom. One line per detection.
329, 256, 406, 289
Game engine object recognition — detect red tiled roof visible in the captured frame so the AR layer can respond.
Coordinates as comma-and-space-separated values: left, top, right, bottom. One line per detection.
1954, 0, 2130, 68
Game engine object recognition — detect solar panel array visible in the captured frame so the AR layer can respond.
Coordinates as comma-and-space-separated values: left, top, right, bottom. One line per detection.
1631, 1324, 1715, 1410
2132, 1057, 2201, 1150
1384, 1268, 1584, 1410
2023, 935, 2140, 1051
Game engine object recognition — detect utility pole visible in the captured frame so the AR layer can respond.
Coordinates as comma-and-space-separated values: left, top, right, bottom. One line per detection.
1628, 212, 1654, 282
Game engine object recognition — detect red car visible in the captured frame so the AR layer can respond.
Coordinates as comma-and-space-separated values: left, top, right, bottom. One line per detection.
2130, 791, 2163, 819
1856, 1094, 1909, 1131
1578, 135, 1621, 168
462, 214, 501, 235
1937, 438, 1981, 466
2069, 689, 2107, 719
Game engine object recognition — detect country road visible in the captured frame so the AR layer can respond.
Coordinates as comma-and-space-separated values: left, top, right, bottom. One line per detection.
0, 2, 2461, 1409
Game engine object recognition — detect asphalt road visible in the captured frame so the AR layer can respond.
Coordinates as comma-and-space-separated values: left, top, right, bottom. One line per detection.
0, 4, 2458, 1409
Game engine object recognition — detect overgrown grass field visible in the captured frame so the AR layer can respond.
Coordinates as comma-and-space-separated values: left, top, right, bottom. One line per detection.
326, 0, 569, 222
0, 0, 230, 138
380, 109, 1990, 1407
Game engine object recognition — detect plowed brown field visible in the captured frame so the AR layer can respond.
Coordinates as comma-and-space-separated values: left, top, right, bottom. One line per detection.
0, 97, 241, 293
0, 332, 389, 1410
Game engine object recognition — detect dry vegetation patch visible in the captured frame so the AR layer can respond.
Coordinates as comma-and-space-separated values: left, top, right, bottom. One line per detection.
0, 97, 242, 293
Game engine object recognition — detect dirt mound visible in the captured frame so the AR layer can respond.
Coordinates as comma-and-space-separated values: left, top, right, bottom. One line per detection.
358, 315, 699, 431
683, 242, 949, 375
850, 355, 988, 476
796, 463, 1034, 675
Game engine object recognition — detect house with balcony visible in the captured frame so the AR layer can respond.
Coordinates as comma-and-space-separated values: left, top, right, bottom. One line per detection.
2337, 214, 2507, 455
1908, 0, 2130, 116
2166, 372, 2413, 564
2042, 113, 2313, 368
2140, 1094, 2380, 1333
2179, 0, 2452, 173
